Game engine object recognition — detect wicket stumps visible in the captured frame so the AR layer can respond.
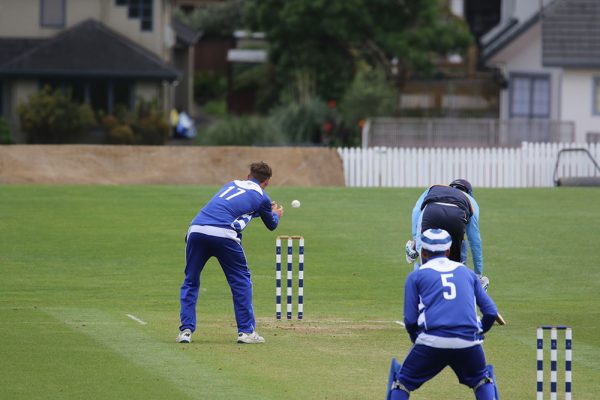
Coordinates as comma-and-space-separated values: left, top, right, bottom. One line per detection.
537, 325, 572, 400
275, 235, 304, 320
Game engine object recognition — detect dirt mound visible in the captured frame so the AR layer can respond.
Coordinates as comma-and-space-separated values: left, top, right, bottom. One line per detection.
0, 145, 345, 186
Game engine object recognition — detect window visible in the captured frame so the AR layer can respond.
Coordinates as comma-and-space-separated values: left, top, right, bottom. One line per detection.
140, 0, 153, 31
113, 82, 133, 111
509, 73, 550, 118
40, 0, 65, 28
122, 0, 153, 31
38, 78, 132, 114
128, 4, 139, 18
593, 77, 600, 116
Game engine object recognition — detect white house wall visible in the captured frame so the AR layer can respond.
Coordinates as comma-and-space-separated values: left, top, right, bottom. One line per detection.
491, 24, 562, 123
0, 1, 59, 38
509, 0, 554, 22
135, 82, 161, 103
562, 70, 600, 143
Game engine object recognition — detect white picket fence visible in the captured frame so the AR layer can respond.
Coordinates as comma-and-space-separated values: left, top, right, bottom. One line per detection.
337, 142, 600, 188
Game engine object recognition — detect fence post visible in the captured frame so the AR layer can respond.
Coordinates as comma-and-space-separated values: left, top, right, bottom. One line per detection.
361, 119, 371, 149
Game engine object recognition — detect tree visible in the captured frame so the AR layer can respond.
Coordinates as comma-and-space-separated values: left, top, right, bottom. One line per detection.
174, 0, 245, 37
245, 0, 472, 101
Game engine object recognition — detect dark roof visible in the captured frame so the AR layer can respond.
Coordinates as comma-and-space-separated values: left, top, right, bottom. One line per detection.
542, 0, 600, 67
0, 38, 46, 64
172, 17, 202, 46
0, 19, 179, 80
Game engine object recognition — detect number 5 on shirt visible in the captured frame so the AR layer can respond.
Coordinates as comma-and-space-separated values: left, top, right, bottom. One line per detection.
441, 273, 456, 300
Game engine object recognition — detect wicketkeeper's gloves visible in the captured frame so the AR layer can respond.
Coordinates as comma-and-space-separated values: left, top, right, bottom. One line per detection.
405, 240, 418, 264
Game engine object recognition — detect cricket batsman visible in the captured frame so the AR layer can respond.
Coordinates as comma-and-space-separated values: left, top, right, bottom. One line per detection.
405, 179, 489, 290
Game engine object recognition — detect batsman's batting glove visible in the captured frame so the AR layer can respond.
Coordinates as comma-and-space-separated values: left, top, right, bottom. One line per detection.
405, 240, 418, 263
478, 275, 490, 292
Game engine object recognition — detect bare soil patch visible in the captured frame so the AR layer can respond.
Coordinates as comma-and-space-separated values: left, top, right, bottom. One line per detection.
0, 145, 345, 186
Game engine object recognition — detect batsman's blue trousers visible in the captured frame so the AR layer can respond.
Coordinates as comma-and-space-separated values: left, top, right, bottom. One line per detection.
397, 344, 490, 391
179, 232, 255, 333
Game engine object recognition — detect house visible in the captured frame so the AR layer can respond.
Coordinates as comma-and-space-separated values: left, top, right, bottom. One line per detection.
0, 0, 199, 143
395, 0, 502, 121
481, 0, 600, 143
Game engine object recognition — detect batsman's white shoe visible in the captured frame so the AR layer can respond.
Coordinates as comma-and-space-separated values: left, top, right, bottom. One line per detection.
405, 240, 418, 264
478, 275, 490, 292
176, 329, 192, 343
237, 331, 265, 344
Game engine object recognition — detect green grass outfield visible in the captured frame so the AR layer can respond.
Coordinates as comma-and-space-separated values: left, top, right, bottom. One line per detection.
1, 185, 599, 399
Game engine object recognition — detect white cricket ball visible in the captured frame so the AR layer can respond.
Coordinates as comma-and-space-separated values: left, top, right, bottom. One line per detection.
291, 200, 301, 208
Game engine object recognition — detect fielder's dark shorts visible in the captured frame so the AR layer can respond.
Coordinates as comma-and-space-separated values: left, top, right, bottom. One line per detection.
421, 203, 467, 262
398, 344, 489, 391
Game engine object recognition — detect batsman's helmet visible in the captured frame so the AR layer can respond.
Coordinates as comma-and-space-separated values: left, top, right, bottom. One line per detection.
449, 179, 473, 195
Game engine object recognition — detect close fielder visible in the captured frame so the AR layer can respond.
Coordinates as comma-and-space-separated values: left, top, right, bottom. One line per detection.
405, 179, 489, 289
387, 229, 500, 400
177, 162, 283, 344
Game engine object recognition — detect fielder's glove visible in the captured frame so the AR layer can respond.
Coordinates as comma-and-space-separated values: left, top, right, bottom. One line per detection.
405, 240, 418, 264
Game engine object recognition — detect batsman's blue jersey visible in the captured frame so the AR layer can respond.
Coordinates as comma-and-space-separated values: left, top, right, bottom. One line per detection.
191, 179, 279, 235
404, 256, 497, 347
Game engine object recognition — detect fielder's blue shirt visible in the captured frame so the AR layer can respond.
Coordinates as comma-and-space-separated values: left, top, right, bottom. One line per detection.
192, 179, 279, 235
404, 256, 497, 347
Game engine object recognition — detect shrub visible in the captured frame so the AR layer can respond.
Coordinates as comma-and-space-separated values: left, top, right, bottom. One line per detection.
131, 101, 170, 145
0, 117, 15, 144
269, 98, 334, 144
338, 67, 396, 144
202, 99, 227, 118
106, 124, 135, 145
198, 115, 283, 146
102, 100, 170, 145
18, 86, 95, 144
194, 70, 227, 104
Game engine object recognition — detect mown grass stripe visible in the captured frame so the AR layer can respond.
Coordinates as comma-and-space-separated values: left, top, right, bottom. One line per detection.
43, 307, 266, 400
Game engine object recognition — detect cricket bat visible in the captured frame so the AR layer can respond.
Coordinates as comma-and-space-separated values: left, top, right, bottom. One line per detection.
496, 313, 506, 325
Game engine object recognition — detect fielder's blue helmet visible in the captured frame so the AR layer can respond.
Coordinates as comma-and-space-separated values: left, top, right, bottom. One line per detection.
421, 229, 452, 253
